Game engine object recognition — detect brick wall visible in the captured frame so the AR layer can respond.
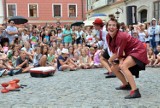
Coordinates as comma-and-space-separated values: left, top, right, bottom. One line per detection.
5, 0, 87, 25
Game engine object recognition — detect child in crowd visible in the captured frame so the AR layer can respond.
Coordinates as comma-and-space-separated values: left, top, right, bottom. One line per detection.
57, 29, 63, 44
57, 48, 77, 71
43, 31, 50, 44
33, 47, 42, 67
2, 42, 9, 54
16, 50, 33, 73
21, 42, 34, 62
68, 46, 74, 58
30, 31, 39, 49
93, 48, 102, 68
153, 45, 160, 67
21, 28, 29, 44
79, 49, 92, 69
47, 48, 56, 67
12, 50, 19, 68
86, 30, 95, 47
147, 48, 155, 67
50, 30, 57, 43
71, 52, 80, 68
57, 43, 64, 55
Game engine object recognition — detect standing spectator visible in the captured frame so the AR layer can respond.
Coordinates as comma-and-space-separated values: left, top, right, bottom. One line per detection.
148, 18, 160, 51
75, 26, 84, 44
21, 28, 29, 45
62, 24, 72, 48
138, 23, 148, 43
5, 20, 18, 44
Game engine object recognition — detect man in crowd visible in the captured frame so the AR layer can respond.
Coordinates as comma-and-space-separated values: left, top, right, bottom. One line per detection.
92, 18, 116, 78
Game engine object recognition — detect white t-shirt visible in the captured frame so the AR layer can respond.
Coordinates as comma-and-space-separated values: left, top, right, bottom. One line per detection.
22, 34, 29, 43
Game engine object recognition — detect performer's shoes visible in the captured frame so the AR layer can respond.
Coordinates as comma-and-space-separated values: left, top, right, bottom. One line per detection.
115, 83, 131, 90
125, 89, 141, 99
105, 72, 116, 78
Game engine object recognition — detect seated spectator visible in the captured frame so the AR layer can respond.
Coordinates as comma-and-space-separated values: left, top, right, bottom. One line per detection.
33, 47, 42, 67
47, 48, 56, 67
153, 45, 160, 67
0, 51, 13, 70
2, 42, 9, 54
79, 49, 92, 69
147, 48, 155, 67
30, 31, 39, 49
16, 50, 33, 73
11, 50, 19, 68
57, 43, 64, 55
57, 48, 77, 71
93, 48, 102, 68
72, 51, 80, 66
21, 42, 34, 62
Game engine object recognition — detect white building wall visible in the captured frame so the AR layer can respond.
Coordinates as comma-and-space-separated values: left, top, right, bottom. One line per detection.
0, 0, 4, 24
89, 0, 156, 24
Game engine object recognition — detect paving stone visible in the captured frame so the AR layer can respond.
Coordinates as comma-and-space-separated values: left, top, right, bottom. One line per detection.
0, 68, 159, 107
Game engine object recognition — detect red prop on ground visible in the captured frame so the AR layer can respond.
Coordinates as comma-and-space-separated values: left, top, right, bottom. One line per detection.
7, 80, 17, 91
1, 83, 9, 93
13, 79, 20, 88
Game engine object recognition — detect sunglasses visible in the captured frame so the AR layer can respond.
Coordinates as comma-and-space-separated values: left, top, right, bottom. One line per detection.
33, 32, 37, 34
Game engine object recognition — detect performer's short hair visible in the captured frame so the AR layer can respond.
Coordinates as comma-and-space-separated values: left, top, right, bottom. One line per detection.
106, 17, 120, 30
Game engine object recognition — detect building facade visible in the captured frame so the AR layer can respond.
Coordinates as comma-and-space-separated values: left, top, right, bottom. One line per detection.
87, 0, 160, 25
0, 0, 87, 25
0, 0, 4, 24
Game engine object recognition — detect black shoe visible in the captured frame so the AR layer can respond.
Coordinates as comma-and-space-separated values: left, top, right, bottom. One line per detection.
125, 89, 141, 99
8, 70, 14, 76
12, 69, 22, 75
115, 83, 131, 90
105, 72, 116, 78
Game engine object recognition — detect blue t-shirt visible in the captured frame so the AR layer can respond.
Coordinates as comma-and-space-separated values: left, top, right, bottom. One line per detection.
57, 55, 67, 69
44, 35, 50, 42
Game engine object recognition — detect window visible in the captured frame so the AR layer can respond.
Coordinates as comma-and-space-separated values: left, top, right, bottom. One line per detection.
53, 4, 62, 17
7, 4, 17, 17
154, 1, 160, 20
108, 0, 115, 4
68, 4, 77, 17
28, 4, 38, 17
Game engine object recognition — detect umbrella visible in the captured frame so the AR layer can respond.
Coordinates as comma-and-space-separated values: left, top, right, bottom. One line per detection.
89, 13, 108, 21
91, 13, 107, 17
83, 19, 94, 26
8, 16, 28, 24
71, 22, 84, 27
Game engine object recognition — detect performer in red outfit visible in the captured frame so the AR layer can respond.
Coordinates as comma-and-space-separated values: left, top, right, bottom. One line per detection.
106, 18, 149, 99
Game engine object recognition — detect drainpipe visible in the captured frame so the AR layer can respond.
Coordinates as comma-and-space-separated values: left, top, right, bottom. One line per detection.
81, 0, 84, 21
3, 0, 7, 20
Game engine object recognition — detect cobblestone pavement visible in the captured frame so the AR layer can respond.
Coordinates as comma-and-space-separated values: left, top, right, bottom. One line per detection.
0, 67, 160, 108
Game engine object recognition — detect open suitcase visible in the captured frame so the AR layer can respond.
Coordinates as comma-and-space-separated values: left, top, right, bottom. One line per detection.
30, 67, 56, 78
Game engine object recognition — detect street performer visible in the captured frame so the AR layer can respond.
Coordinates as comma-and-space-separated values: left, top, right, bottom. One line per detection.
106, 18, 149, 99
